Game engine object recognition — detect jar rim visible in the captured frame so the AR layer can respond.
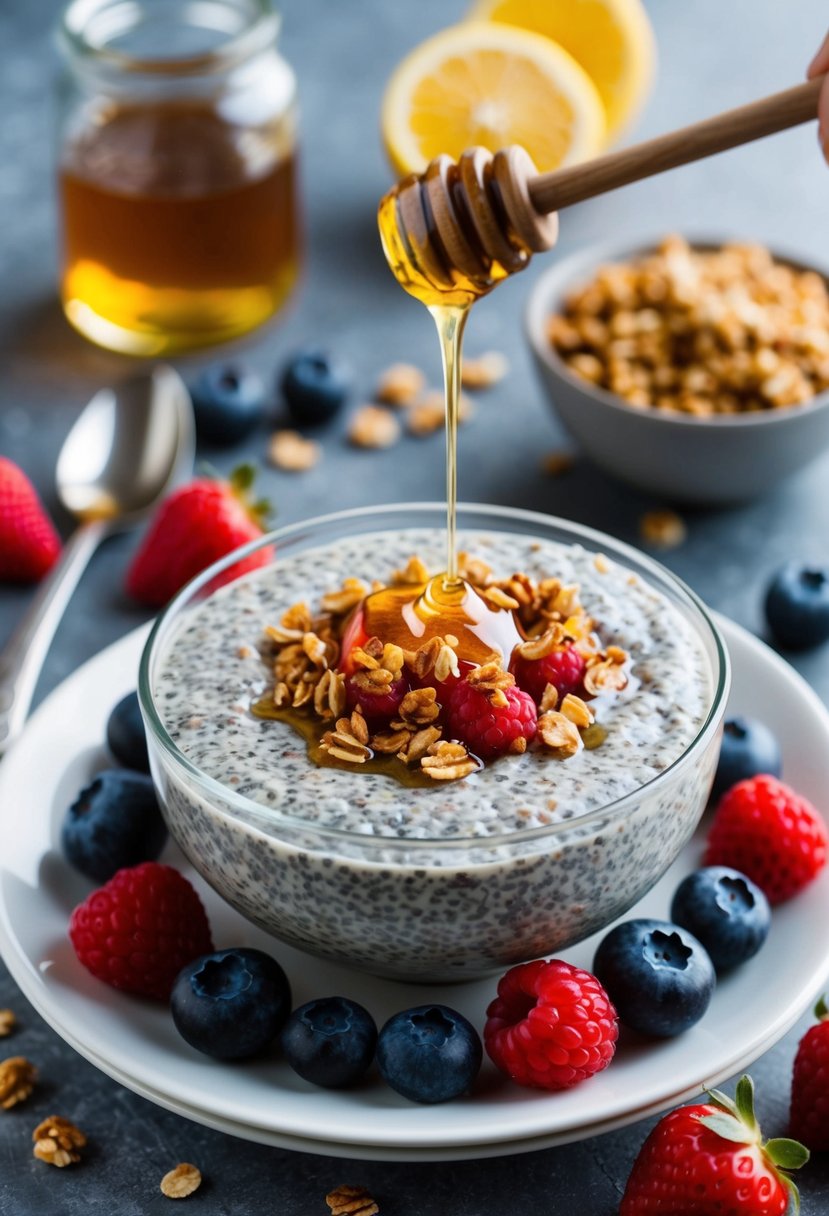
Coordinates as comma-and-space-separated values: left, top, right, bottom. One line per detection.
58, 0, 280, 78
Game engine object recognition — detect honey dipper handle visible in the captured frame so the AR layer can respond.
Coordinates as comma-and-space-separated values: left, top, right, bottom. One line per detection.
528, 77, 823, 215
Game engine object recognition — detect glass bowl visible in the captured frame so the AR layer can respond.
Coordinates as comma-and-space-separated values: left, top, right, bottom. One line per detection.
139, 503, 729, 982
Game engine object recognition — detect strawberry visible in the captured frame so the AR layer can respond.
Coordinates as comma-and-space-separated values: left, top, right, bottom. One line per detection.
0, 457, 61, 583
126, 464, 273, 607
790, 995, 829, 1151
704, 775, 828, 905
621, 1075, 808, 1215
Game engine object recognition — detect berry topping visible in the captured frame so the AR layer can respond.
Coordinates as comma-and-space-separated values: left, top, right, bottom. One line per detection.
106, 691, 150, 773
282, 997, 377, 1089
765, 563, 829, 651
621, 1075, 808, 1216
510, 643, 586, 705
125, 464, 273, 608
445, 679, 537, 759
0, 457, 61, 583
593, 918, 716, 1038
61, 770, 167, 883
790, 995, 829, 1152
670, 866, 771, 972
704, 775, 828, 905
345, 673, 407, 722
484, 959, 618, 1091
69, 862, 213, 1001
171, 947, 291, 1060
191, 364, 266, 445
280, 349, 351, 427
376, 1004, 482, 1103
711, 715, 782, 802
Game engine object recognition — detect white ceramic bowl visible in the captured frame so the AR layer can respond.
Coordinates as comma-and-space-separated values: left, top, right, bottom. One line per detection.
525, 240, 829, 505
139, 503, 728, 983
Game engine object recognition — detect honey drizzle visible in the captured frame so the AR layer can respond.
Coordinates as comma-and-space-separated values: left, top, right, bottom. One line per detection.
431, 304, 468, 586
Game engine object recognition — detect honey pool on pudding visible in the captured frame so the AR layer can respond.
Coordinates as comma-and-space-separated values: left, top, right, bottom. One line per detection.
153, 528, 711, 841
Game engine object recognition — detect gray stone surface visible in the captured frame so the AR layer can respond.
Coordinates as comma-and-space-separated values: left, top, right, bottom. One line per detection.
1, 0, 829, 1211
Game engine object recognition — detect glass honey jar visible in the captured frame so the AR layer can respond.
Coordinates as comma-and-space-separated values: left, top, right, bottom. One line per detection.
56, 0, 302, 355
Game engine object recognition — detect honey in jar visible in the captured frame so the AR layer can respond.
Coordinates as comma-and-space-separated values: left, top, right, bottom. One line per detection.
56, 0, 302, 355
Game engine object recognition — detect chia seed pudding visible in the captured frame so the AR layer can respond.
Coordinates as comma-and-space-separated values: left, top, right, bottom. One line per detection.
145, 522, 727, 981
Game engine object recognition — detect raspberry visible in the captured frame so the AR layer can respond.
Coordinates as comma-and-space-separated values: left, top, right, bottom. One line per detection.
511, 643, 586, 706
69, 862, 213, 1001
345, 673, 406, 721
485, 959, 618, 1090
446, 681, 536, 759
704, 775, 828, 905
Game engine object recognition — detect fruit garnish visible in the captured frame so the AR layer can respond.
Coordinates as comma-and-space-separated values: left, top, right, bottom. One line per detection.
380, 22, 605, 178
445, 675, 537, 759
61, 770, 167, 883
69, 862, 213, 1001
170, 947, 291, 1060
0, 456, 62, 584
593, 918, 715, 1037
191, 364, 266, 446
510, 641, 586, 705
670, 866, 771, 973
376, 1004, 482, 1103
125, 463, 274, 608
279, 349, 351, 428
711, 715, 782, 802
765, 563, 829, 651
484, 959, 618, 1090
621, 1075, 808, 1216
790, 995, 829, 1152
704, 775, 828, 905
466, 0, 656, 142
282, 997, 377, 1089
106, 690, 150, 773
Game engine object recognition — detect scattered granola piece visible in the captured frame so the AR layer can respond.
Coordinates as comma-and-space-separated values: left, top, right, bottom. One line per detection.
483, 586, 521, 611
32, 1116, 86, 1167
466, 662, 515, 708
0, 1056, 35, 1109
639, 509, 687, 550
391, 555, 429, 585
583, 657, 629, 696
375, 363, 425, 407
541, 451, 576, 477
433, 641, 460, 683
397, 686, 440, 726
397, 725, 442, 764
325, 1183, 379, 1216
539, 683, 559, 713
160, 1163, 202, 1199
0, 1010, 15, 1038
320, 717, 372, 764
321, 578, 368, 615
268, 429, 321, 472
560, 693, 595, 728
348, 405, 400, 449
461, 350, 509, 389
593, 553, 610, 574
457, 553, 491, 586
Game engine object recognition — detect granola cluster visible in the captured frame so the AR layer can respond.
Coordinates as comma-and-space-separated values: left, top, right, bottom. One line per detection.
257, 553, 628, 783
549, 236, 829, 416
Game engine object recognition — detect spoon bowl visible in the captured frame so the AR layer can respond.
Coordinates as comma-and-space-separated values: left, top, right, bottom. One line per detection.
0, 365, 193, 754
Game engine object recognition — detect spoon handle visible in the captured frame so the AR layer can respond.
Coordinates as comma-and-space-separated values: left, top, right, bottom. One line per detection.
528, 76, 823, 214
0, 520, 107, 757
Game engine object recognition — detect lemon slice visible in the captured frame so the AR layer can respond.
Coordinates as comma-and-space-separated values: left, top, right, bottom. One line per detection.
381, 22, 606, 178
466, 0, 656, 141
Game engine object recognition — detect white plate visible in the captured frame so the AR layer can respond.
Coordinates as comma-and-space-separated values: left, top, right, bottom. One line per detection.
1, 619, 828, 1161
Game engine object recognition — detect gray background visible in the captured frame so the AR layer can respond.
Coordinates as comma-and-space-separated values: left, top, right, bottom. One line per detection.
1, 0, 828, 1211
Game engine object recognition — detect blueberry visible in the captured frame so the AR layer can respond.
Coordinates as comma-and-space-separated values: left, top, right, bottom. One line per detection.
765, 563, 829, 650
171, 947, 291, 1060
712, 716, 781, 802
593, 918, 715, 1038
61, 770, 167, 882
106, 691, 150, 773
376, 1004, 482, 1103
670, 867, 771, 972
281, 997, 377, 1088
191, 365, 267, 445
280, 350, 350, 427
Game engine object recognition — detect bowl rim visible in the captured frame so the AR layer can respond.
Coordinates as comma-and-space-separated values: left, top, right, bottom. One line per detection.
138, 501, 730, 851
525, 234, 829, 430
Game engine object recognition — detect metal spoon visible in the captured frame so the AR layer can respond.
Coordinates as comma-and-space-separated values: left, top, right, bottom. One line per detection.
0, 365, 194, 756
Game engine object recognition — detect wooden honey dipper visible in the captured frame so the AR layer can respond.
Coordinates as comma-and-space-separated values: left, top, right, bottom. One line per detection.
380, 77, 824, 300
